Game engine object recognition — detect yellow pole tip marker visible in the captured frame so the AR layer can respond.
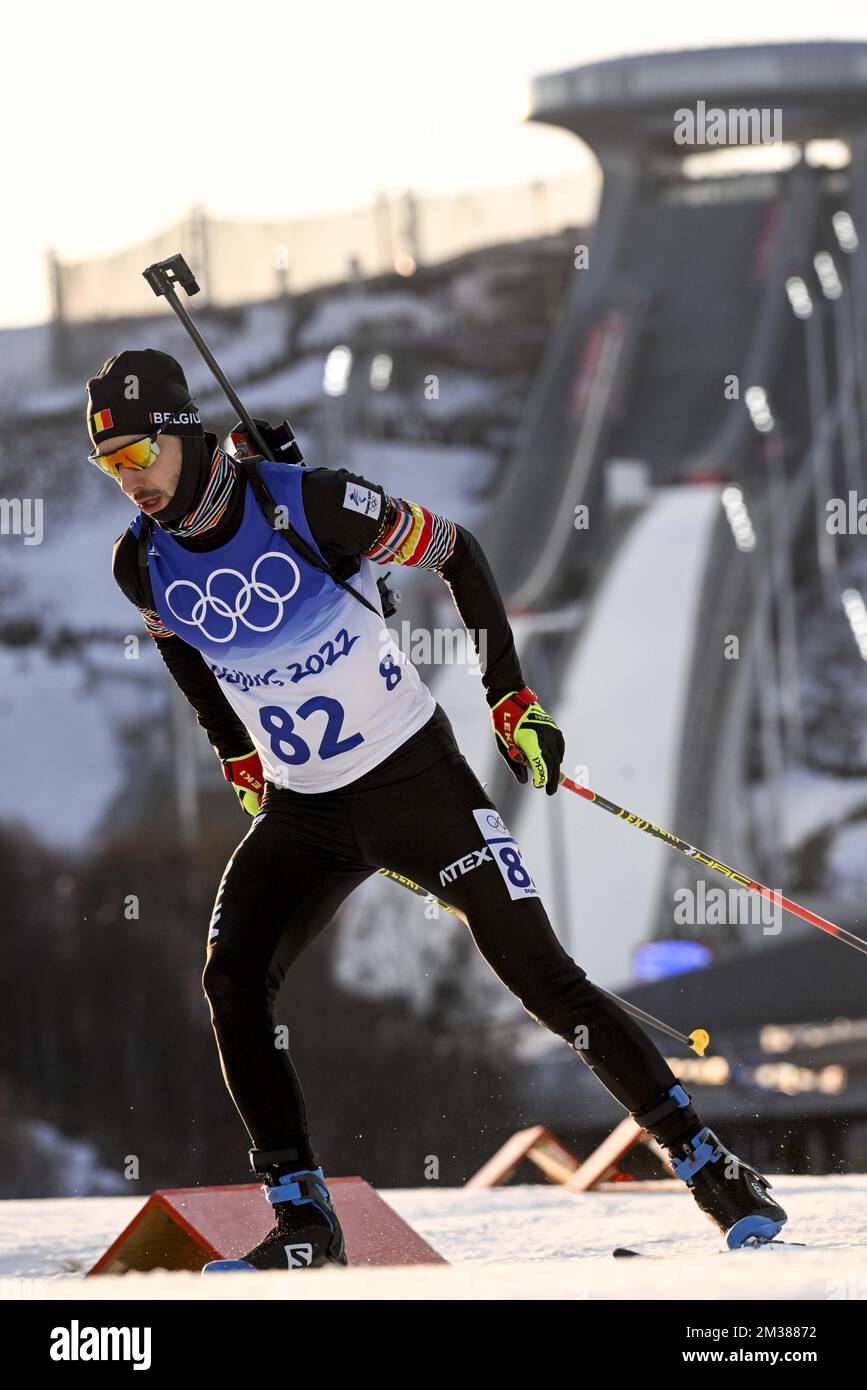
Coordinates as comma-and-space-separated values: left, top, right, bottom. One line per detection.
689, 1029, 710, 1057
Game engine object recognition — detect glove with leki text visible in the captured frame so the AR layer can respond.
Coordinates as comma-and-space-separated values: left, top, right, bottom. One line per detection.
490, 686, 565, 795
221, 749, 266, 816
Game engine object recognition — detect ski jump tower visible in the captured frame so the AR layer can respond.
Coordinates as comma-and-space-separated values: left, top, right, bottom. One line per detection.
485, 43, 867, 981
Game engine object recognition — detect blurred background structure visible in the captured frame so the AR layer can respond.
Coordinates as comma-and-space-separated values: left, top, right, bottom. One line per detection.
4, 34, 867, 1197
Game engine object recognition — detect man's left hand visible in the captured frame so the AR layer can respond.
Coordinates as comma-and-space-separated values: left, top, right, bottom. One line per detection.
490, 686, 565, 794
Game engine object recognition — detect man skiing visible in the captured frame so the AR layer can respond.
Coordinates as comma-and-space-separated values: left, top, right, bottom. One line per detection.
86, 348, 788, 1270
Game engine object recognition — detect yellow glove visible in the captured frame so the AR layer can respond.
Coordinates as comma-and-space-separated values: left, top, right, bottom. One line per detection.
221, 749, 265, 815
490, 686, 565, 795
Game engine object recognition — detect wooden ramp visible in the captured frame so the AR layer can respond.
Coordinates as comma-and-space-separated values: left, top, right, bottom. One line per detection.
87, 1177, 446, 1274
467, 1126, 583, 1188
467, 1121, 671, 1191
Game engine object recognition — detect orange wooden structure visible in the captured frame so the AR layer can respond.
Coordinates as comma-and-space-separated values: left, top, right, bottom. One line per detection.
87, 1176, 446, 1274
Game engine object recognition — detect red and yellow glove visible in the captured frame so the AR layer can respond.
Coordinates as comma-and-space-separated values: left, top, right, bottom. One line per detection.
490, 686, 565, 795
221, 749, 265, 816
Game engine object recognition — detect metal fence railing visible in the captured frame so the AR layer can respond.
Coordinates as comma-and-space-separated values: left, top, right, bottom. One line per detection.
48, 172, 599, 324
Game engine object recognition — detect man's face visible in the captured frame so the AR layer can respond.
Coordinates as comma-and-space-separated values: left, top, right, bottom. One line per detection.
97, 432, 183, 514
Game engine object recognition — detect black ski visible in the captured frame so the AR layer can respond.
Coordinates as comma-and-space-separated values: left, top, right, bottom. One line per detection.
613, 1240, 806, 1259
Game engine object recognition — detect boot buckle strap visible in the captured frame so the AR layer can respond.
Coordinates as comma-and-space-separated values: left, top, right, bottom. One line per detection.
634, 1083, 691, 1131
264, 1168, 329, 1208
672, 1128, 721, 1183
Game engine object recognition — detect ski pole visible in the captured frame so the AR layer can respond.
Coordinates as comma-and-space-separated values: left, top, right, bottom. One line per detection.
596, 989, 709, 1056
559, 774, 867, 957
376, 867, 710, 1055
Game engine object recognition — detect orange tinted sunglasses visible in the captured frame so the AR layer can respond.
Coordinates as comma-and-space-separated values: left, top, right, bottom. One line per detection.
87, 399, 197, 478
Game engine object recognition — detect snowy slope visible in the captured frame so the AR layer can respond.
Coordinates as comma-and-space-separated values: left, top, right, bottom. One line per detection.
0, 458, 169, 846
509, 487, 723, 990
16, 304, 294, 420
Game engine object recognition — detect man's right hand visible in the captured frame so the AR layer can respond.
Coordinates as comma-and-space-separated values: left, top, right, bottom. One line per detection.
221, 749, 265, 816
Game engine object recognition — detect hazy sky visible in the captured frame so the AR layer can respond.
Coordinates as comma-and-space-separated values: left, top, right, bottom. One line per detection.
3, 0, 867, 327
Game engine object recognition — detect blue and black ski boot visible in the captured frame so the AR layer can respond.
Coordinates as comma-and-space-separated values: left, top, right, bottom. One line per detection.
637, 1085, 788, 1249
202, 1148, 347, 1273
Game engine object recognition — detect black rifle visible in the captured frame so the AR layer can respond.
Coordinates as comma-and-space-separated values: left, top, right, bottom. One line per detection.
141, 253, 398, 619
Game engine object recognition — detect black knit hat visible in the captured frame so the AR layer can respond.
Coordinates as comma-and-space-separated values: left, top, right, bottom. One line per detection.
85, 349, 202, 448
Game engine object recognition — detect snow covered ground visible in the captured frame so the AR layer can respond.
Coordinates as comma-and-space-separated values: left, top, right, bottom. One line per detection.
3, 1176, 865, 1300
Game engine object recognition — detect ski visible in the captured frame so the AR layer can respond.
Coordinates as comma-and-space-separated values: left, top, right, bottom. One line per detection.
613, 1240, 806, 1259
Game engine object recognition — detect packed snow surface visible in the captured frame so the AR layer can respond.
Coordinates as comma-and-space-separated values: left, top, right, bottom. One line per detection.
2, 1176, 864, 1300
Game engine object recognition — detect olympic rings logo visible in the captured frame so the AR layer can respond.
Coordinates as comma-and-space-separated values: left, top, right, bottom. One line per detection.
164, 552, 301, 643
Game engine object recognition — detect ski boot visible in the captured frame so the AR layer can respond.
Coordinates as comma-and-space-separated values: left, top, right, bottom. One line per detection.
202, 1149, 347, 1273
637, 1085, 788, 1249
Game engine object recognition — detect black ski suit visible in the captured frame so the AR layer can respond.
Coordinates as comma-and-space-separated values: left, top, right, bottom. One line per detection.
112, 442, 689, 1172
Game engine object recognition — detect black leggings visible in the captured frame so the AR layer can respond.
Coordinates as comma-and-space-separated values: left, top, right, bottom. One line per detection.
201, 705, 680, 1160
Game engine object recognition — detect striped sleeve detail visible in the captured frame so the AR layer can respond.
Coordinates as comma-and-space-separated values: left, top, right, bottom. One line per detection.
363, 497, 457, 570
141, 608, 175, 639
